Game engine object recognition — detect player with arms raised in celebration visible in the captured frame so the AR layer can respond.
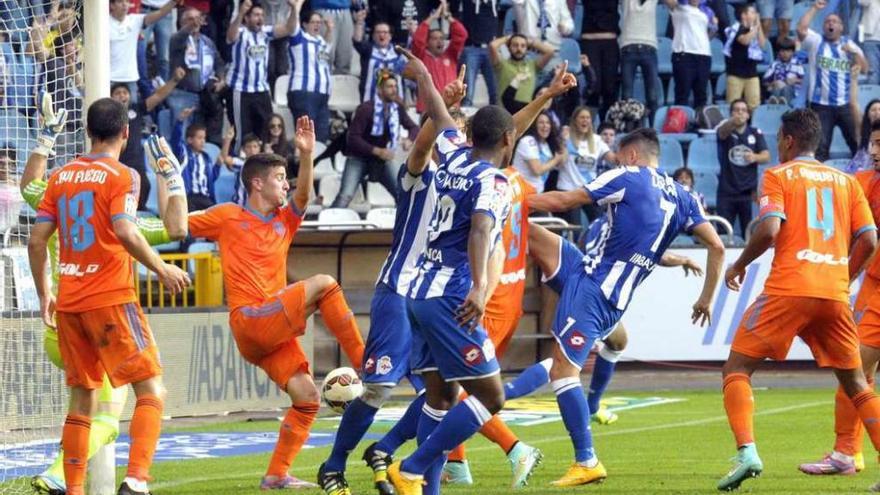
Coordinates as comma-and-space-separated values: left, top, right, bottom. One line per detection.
522, 128, 725, 486
27, 98, 191, 495
717, 109, 880, 491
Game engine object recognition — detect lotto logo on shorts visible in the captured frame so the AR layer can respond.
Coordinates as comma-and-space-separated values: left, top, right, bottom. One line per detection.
461, 345, 484, 366
569, 331, 587, 348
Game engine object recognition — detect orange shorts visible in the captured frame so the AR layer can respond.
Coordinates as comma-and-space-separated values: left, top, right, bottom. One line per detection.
731, 294, 860, 369
483, 316, 521, 358
855, 274, 880, 348
230, 282, 310, 388
56, 302, 161, 389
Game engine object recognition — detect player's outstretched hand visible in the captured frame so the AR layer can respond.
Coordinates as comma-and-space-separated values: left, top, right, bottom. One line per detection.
456, 287, 486, 332
294, 115, 315, 155
395, 45, 429, 81
681, 257, 704, 277
724, 264, 745, 291
34, 91, 68, 157
40, 295, 56, 329
546, 61, 577, 98
158, 263, 191, 295
691, 298, 711, 327
442, 65, 467, 107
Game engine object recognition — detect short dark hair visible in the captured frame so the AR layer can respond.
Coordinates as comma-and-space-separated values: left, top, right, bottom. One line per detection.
301, 9, 320, 24
242, 133, 261, 148
110, 82, 130, 96
471, 105, 514, 149
242, 153, 286, 194
507, 33, 528, 47
0, 146, 16, 161
428, 28, 444, 38
870, 119, 880, 135
617, 127, 659, 157
186, 123, 207, 139
86, 97, 128, 141
597, 123, 616, 134
673, 166, 694, 184
779, 108, 822, 155
245, 2, 264, 16
776, 37, 796, 51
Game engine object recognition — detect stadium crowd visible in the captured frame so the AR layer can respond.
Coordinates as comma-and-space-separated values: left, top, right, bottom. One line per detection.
0, 0, 879, 237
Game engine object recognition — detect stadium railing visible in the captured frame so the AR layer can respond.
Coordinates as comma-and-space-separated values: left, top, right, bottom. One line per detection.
134, 252, 224, 308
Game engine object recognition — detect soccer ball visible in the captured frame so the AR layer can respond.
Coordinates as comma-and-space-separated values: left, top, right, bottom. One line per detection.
321, 367, 364, 414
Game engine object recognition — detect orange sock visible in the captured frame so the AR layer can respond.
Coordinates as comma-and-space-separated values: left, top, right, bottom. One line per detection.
266, 402, 319, 477
448, 443, 467, 462
319, 284, 364, 368
723, 373, 755, 447
62, 414, 91, 495
127, 394, 163, 480
480, 414, 519, 454
851, 388, 880, 453
835, 384, 863, 455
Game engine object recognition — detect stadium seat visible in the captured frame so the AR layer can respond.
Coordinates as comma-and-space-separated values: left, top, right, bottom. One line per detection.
213, 165, 237, 204
764, 133, 779, 165
366, 207, 396, 229
274, 75, 290, 106
317, 208, 362, 230
710, 38, 725, 74
658, 135, 684, 170
687, 135, 721, 209
858, 84, 880, 111
752, 104, 789, 133
351, 49, 361, 77
473, 75, 490, 108
653, 106, 698, 143
559, 39, 582, 75
657, 37, 673, 75
824, 158, 851, 171
319, 175, 341, 207
829, 127, 851, 159
367, 182, 395, 207
328, 75, 360, 113
756, 40, 773, 75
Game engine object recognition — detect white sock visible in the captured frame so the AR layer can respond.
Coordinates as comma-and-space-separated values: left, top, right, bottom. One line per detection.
831, 451, 854, 463
577, 457, 599, 468
123, 477, 149, 492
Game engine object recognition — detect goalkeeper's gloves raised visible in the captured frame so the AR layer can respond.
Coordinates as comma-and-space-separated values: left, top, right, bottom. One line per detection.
145, 134, 185, 197
33, 92, 68, 157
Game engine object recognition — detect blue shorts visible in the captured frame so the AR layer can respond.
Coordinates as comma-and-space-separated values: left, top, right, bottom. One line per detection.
552, 273, 624, 370
363, 284, 413, 385
408, 296, 501, 382
544, 237, 586, 295
757, 0, 793, 19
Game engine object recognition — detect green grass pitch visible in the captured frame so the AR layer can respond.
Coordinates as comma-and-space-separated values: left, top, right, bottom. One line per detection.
139, 388, 880, 494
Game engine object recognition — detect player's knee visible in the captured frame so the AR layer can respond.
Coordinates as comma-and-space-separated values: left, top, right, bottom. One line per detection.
314, 274, 338, 293
476, 389, 505, 415
604, 328, 628, 351
361, 383, 393, 409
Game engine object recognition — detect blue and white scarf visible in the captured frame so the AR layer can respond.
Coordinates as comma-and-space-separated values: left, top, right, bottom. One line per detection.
723, 22, 764, 61
371, 99, 400, 150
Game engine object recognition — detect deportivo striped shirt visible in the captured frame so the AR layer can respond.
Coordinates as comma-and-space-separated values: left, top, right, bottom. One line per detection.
287, 27, 332, 95
802, 29, 863, 107
227, 26, 274, 93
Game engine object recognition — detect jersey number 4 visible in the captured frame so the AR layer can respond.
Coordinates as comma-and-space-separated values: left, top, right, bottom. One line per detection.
58, 191, 95, 252
806, 187, 835, 240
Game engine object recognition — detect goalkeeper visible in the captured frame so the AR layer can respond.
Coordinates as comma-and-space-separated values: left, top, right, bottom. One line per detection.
26, 93, 188, 495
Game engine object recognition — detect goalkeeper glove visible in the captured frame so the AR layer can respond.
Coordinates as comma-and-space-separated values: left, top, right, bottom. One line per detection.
33, 92, 68, 157
145, 134, 185, 197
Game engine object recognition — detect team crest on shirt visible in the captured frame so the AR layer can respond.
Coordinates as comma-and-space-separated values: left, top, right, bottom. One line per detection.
376, 355, 393, 375
461, 344, 484, 366
273, 221, 284, 235
247, 44, 267, 58
569, 331, 587, 348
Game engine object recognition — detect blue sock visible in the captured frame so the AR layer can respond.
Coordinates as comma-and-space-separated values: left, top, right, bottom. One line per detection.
416, 404, 446, 495
588, 347, 622, 414
505, 358, 552, 400
408, 373, 425, 394
375, 393, 425, 455
325, 397, 379, 471
553, 377, 595, 463
401, 396, 491, 475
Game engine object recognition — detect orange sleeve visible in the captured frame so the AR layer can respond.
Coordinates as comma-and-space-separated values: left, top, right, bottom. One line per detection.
108, 166, 141, 224
281, 202, 304, 233
758, 170, 786, 222
850, 177, 877, 237
188, 204, 233, 239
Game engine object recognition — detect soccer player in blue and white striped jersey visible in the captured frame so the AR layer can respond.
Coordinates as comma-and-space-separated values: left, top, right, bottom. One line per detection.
286, 0, 334, 142
797, 0, 868, 160
171, 108, 216, 211
226, 0, 298, 152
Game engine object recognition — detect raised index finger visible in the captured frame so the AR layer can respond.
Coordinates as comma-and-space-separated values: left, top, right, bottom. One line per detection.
458, 64, 466, 83
395, 45, 416, 60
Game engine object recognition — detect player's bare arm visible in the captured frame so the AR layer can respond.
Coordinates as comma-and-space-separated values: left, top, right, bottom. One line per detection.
726, 216, 780, 291
27, 222, 56, 329
512, 62, 577, 140
485, 238, 506, 302
292, 115, 315, 212
691, 222, 725, 326
395, 45, 458, 135
113, 219, 191, 294
850, 228, 878, 281
527, 189, 592, 213
406, 66, 468, 176
659, 252, 704, 277
458, 213, 495, 331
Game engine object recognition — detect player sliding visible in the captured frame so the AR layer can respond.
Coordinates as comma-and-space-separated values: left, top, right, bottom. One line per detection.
517, 128, 725, 486
717, 109, 880, 491
798, 120, 880, 478
27, 97, 192, 495
23, 94, 191, 495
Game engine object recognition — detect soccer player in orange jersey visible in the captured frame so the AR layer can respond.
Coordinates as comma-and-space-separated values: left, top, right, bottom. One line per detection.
27, 98, 192, 495
156, 116, 365, 489
798, 120, 880, 478
718, 108, 880, 491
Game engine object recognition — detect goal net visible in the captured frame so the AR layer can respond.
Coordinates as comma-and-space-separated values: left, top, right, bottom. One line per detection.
1, 0, 84, 492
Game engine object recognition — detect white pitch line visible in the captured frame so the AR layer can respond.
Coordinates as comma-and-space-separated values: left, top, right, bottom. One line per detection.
151, 399, 829, 490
